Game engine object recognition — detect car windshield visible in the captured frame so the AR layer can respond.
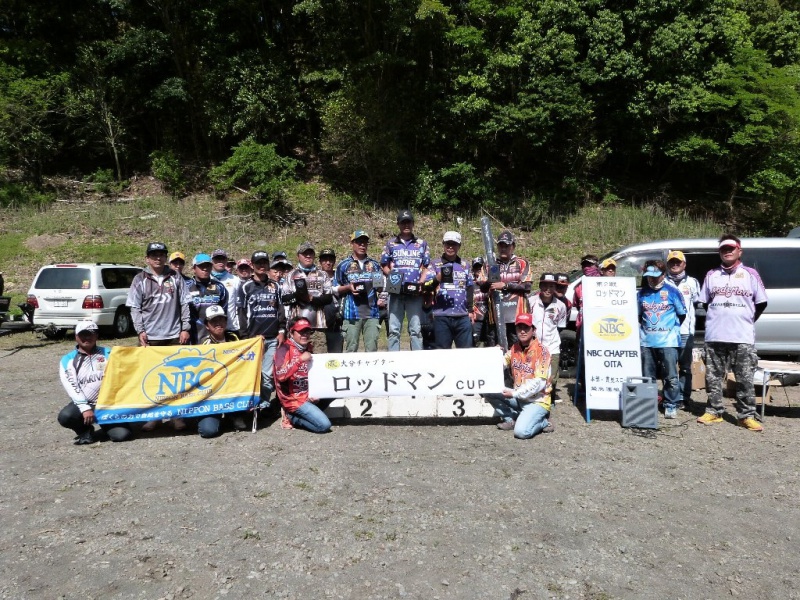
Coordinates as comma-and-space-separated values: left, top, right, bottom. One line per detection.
35, 268, 91, 289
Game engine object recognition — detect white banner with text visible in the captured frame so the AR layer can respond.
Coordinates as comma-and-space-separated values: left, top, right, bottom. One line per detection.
582, 277, 642, 410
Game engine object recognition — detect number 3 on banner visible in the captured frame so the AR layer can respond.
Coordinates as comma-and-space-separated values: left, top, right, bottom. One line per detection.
360, 398, 373, 417
452, 399, 465, 417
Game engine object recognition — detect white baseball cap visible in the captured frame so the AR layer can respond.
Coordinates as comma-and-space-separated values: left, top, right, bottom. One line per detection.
75, 320, 99, 335
204, 305, 227, 321
442, 231, 462, 244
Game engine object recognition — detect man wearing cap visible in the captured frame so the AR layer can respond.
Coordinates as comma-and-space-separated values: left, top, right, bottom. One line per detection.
210, 249, 240, 333
334, 231, 383, 352
269, 251, 292, 286
600, 258, 617, 276
482, 314, 554, 438
554, 273, 573, 312
169, 251, 192, 289
697, 235, 768, 431
57, 321, 134, 444
235, 258, 253, 282
471, 257, 488, 347
530, 273, 568, 398
282, 242, 335, 352
666, 250, 701, 409
477, 229, 532, 347
274, 317, 335, 433
638, 259, 686, 419
127, 242, 192, 431
187, 253, 229, 344
319, 248, 344, 353
197, 306, 245, 435
572, 254, 601, 333
126, 242, 191, 348
380, 209, 431, 351
423, 231, 474, 349
237, 250, 287, 411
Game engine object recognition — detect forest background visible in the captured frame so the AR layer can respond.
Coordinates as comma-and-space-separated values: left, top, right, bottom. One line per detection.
3, 0, 800, 234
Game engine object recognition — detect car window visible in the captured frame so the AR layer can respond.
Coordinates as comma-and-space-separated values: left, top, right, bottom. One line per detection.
678, 251, 720, 284
613, 251, 664, 285
34, 268, 92, 290
745, 248, 800, 289
101, 267, 141, 288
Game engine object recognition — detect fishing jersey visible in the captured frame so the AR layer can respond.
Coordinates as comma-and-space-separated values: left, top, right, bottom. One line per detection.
281, 265, 334, 328
530, 294, 568, 355
59, 345, 111, 411
334, 256, 382, 320
236, 277, 286, 339
477, 255, 532, 324
504, 339, 552, 411
211, 269, 240, 331
380, 235, 430, 284
699, 263, 767, 344
427, 256, 474, 317
637, 283, 686, 348
274, 340, 312, 413
667, 273, 701, 335
187, 277, 229, 344
126, 267, 191, 340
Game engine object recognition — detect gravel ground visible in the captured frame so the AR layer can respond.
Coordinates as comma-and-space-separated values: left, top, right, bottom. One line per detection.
2, 334, 800, 600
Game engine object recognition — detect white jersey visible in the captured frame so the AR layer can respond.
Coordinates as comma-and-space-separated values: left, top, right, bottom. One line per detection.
668, 273, 701, 335
530, 294, 567, 354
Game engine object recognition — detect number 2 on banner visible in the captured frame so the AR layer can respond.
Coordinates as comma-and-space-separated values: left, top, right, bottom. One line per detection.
452, 399, 465, 417
360, 398, 373, 417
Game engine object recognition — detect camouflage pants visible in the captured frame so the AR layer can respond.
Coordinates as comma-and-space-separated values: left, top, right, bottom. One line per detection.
704, 342, 759, 419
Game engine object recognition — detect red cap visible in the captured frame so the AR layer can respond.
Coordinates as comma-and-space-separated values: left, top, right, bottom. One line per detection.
514, 314, 534, 328
290, 318, 313, 333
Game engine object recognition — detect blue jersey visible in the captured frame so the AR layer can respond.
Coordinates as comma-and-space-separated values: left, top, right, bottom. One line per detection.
429, 256, 473, 317
380, 235, 430, 284
638, 284, 686, 348
334, 255, 382, 320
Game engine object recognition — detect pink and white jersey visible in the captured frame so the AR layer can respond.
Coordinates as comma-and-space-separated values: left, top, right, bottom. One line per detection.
699, 264, 767, 344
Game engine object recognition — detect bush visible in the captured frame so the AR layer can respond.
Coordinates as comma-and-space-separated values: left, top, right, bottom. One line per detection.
150, 150, 185, 198
0, 181, 54, 209
413, 162, 493, 216
85, 168, 127, 195
210, 140, 300, 216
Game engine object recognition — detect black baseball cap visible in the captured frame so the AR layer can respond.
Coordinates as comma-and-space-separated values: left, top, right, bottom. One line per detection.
251, 250, 269, 263
497, 230, 515, 245
397, 209, 414, 222
319, 248, 336, 259
146, 242, 167, 255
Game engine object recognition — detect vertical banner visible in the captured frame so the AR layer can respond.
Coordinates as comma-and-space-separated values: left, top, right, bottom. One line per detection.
582, 277, 641, 410
95, 338, 263, 424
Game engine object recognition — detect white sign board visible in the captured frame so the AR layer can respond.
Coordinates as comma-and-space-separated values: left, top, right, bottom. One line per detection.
582, 277, 641, 410
309, 347, 505, 398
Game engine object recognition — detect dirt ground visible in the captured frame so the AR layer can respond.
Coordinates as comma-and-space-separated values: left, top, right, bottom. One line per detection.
2, 334, 800, 600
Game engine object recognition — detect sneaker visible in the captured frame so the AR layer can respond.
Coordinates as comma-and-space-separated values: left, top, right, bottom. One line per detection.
496, 420, 516, 431
232, 416, 248, 431
697, 412, 723, 425
170, 418, 187, 431
675, 402, 685, 411
738, 417, 764, 432
140, 420, 158, 432
73, 429, 96, 445
280, 408, 294, 430
542, 423, 555, 433
665, 407, 677, 419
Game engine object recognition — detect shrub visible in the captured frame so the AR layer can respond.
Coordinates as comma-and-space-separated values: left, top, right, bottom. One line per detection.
150, 150, 185, 198
209, 140, 300, 216
85, 168, 127, 195
0, 181, 54, 209
413, 162, 493, 216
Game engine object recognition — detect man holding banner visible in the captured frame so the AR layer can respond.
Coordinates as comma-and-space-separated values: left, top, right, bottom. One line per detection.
482, 314, 554, 439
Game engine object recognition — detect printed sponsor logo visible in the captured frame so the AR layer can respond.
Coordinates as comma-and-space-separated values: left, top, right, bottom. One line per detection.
325, 359, 341, 369
591, 315, 632, 340
142, 348, 227, 405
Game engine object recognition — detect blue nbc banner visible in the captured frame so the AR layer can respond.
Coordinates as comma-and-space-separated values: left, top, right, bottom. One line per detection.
95, 338, 263, 424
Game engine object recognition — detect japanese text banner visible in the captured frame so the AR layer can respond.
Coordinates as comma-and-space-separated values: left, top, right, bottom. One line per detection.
308, 347, 505, 398
95, 338, 263, 424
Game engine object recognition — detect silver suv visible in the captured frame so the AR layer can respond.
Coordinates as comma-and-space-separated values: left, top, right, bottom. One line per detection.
27, 263, 142, 338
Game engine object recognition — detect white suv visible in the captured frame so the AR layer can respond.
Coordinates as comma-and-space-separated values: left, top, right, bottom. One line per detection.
27, 263, 142, 338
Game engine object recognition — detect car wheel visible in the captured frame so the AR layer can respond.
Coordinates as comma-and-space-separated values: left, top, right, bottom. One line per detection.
113, 308, 133, 337
559, 329, 578, 377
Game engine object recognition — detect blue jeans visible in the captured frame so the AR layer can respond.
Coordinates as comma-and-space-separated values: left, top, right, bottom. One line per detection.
678, 334, 694, 403
482, 394, 551, 439
260, 337, 278, 404
288, 399, 334, 433
388, 293, 424, 351
197, 415, 222, 438
433, 315, 473, 349
641, 346, 680, 409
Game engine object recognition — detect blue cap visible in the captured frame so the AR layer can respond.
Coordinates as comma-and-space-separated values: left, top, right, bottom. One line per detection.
643, 266, 663, 277
193, 253, 213, 266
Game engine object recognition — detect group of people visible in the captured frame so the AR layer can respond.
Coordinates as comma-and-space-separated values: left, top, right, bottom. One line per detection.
57, 215, 768, 444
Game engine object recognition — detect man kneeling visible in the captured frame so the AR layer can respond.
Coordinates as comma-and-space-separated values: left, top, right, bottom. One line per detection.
483, 314, 554, 439
274, 317, 334, 432
57, 321, 134, 444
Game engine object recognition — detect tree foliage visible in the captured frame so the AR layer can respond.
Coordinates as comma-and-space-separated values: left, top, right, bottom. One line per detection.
2, 0, 800, 230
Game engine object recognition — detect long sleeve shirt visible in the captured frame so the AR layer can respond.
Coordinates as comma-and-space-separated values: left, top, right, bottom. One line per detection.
126, 267, 190, 340
59, 345, 111, 412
